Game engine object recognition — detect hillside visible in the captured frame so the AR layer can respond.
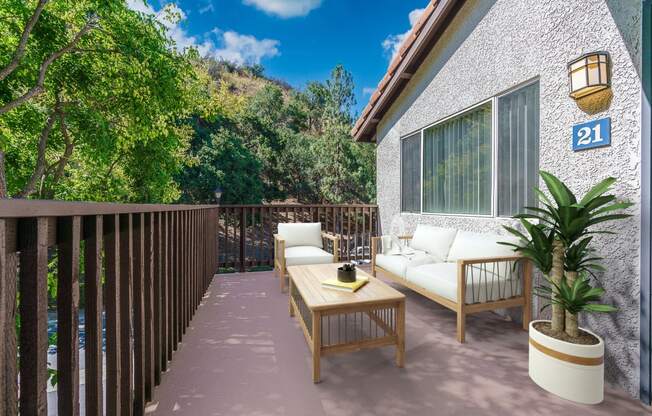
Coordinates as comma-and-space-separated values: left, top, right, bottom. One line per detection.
176, 60, 376, 206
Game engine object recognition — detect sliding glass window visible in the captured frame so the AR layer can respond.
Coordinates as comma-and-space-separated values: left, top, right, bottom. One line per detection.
400, 132, 421, 213
422, 102, 492, 215
497, 81, 540, 216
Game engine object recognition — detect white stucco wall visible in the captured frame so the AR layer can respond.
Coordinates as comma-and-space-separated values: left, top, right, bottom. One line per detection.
376, 0, 642, 397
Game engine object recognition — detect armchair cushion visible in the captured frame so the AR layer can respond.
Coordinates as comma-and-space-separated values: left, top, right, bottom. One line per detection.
447, 231, 517, 261
409, 225, 458, 262
375, 250, 434, 279
285, 246, 333, 266
278, 222, 323, 248
406, 262, 518, 303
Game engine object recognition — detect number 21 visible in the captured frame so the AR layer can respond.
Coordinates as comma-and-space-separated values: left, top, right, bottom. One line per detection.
577, 124, 604, 145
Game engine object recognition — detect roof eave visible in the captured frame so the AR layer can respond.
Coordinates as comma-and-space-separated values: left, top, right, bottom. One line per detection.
352, 0, 463, 142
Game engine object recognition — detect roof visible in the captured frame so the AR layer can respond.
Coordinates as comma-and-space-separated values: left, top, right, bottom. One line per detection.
352, 0, 463, 142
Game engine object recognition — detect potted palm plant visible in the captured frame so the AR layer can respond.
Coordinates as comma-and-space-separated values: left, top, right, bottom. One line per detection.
501, 171, 631, 404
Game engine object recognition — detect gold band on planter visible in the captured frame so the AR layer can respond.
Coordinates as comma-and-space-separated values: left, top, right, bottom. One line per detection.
529, 338, 603, 366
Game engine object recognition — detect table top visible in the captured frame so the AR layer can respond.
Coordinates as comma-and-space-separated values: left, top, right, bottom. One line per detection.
287, 263, 405, 311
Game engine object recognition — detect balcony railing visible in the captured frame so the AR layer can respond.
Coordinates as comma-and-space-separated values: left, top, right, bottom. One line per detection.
0, 200, 377, 415
0, 200, 218, 416
217, 204, 379, 271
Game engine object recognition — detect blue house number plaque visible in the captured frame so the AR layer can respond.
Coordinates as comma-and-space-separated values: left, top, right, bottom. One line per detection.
572, 117, 611, 151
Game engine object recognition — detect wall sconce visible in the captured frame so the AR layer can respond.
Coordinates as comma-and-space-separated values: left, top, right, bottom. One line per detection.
568, 51, 610, 99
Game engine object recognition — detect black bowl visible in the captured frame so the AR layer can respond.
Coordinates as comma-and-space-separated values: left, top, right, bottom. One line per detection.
337, 267, 356, 283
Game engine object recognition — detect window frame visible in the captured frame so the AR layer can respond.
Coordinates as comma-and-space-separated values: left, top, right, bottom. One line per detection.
398, 78, 540, 218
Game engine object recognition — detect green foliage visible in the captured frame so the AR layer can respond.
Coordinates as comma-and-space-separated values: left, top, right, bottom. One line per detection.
501, 219, 554, 275
177, 62, 376, 204
564, 237, 605, 276
1, 0, 198, 201
535, 274, 617, 315
502, 171, 630, 321
516, 172, 633, 247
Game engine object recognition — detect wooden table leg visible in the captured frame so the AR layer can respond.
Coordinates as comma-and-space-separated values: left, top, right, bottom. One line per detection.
396, 301, 405, 368
289, 276, 294, 317
312, 311, 321, 383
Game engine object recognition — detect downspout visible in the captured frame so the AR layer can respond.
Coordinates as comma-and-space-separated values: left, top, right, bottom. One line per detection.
641, 0, 652, 405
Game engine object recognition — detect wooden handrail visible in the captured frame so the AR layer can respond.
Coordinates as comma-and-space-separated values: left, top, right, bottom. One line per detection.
0, 199, 215, 217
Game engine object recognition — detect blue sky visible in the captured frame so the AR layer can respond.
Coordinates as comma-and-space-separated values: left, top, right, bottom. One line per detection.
128, 0, 427, 116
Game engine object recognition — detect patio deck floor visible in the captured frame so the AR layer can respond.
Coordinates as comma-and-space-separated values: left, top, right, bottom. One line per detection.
148, 270, 650, 416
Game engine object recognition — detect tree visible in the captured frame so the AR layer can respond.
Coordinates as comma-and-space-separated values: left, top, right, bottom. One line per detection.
178, 127, 263, 204
175, 59, 377, 206
1, 0, 198, 201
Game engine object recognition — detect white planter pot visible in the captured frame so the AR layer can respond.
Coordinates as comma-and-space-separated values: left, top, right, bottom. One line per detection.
529, 320, 604, 404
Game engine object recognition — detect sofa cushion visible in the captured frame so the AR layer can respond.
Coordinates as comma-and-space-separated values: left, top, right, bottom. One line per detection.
447, 231, 517, 262
406, 262, 518, 303
375, 250, 435, 279
409, 225, 458, 262
278, 222, 323, 248
284, 246, 333, 266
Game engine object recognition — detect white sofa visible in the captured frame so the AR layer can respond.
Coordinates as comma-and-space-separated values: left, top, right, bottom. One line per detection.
371, 225, 532, 343
274, 222, 340, 291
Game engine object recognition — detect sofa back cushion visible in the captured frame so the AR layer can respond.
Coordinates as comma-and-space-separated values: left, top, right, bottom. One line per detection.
447, 230, 517, 261
409, 225, 458, 262
278, 222, 323, 248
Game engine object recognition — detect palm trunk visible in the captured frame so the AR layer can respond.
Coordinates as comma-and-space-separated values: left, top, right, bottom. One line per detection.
565, 271, 579, 338
551, 239, 565, 333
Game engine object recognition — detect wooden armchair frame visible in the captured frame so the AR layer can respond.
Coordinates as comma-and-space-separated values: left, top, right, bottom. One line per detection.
371, 235, 532, 343
274, 231, 340, 292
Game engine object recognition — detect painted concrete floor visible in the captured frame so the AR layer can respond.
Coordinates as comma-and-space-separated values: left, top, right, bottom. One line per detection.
149, 270, 650, 416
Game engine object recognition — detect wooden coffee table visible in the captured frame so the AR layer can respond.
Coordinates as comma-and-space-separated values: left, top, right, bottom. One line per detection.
287, 263, 406, 383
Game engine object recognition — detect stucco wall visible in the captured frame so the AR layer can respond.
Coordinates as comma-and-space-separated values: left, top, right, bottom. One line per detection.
376, 0, 642, 397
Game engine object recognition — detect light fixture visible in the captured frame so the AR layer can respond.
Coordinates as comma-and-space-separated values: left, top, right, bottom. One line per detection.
568, 51, 610, 99
214, 186, 223, 204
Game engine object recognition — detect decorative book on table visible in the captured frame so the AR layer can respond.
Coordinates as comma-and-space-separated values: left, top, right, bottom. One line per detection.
321, 275, 369, 292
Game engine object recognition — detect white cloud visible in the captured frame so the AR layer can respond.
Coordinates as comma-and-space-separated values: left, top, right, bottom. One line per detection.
362, 87, 375, 96
382, 7, 425, 62
242, 0, 322, 18
199, 2, 215, 14
212, 30, 280, 65
127, 1, 280, 65
127, 0, 154, 14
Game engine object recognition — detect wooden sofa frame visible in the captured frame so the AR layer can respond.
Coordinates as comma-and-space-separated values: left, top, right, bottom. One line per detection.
274, 231, 340, 292
371, 235, 532, 343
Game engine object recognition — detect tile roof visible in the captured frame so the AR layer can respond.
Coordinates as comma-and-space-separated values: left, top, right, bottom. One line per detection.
352, 0, 462, 142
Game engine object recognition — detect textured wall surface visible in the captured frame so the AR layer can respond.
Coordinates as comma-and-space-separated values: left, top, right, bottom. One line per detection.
375, 0, 642, 397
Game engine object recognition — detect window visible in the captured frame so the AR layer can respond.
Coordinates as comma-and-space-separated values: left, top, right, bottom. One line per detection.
422, 102, 492, 215
497, 82, 540, 216
401, 132, 421, 213
400, 80, 540, 217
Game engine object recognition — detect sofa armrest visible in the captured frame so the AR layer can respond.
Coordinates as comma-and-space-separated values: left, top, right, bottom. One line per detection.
456, 256, 531, 305
321, 232, 340, 262
371, 237, 381, 275
273, 234, 286, 267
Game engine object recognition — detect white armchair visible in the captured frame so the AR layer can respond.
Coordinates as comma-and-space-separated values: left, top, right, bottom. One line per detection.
274, 222, 340, 291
